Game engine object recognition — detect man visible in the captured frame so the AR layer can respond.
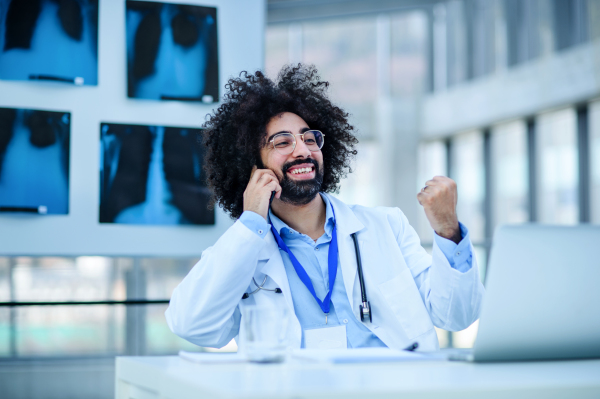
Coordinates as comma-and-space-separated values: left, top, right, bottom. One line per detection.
166, 65, 484, 351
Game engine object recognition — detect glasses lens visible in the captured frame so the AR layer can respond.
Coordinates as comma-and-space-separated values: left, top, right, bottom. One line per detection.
272, 133, 295, 154
304, 130, 323, 150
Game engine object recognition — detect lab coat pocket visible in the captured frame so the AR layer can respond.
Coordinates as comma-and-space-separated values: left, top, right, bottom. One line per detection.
378, 269, 433, 339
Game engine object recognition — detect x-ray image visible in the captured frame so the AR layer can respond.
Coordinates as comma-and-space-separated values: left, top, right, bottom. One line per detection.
0, 108, 70, 214
100, 123, 214, 225
0, 0, 99, 85
126, 1, 218, 102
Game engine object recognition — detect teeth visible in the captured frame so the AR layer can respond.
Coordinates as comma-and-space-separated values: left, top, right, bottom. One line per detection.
291, 167, 313, 174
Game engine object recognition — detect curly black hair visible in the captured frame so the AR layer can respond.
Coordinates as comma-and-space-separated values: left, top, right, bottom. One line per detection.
202, 64, 358, 219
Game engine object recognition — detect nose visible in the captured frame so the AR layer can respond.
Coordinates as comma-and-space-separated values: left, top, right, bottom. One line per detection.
292, 134, 311, 158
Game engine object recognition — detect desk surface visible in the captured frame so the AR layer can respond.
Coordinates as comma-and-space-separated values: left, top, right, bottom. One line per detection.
116, 355, 600, 399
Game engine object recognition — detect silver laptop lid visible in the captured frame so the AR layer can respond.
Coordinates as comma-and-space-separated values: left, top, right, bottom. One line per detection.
473, 225, 600, 362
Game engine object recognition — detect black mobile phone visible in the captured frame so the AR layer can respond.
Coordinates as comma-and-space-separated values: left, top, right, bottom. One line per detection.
269, 191, 276, 207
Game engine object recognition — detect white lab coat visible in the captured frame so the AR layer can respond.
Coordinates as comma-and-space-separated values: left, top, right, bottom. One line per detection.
165, 194, 485, 351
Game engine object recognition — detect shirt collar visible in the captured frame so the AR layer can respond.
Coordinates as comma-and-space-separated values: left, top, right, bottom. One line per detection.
268, 193, 335, 238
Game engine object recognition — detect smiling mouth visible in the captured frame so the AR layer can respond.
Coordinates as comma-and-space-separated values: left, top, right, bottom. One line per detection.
288, 166, 315, 176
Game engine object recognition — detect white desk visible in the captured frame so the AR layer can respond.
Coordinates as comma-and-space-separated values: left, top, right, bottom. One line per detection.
116, 355, 600, 399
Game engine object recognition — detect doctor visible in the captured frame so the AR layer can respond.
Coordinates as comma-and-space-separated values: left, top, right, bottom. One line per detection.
166, 64, 484, 351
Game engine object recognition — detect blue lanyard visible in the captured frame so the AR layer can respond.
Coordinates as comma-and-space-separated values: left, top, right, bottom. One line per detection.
270, 211, 338, 315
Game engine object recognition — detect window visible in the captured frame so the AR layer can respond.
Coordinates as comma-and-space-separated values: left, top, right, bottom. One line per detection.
391, 11, 428, 97
451, 130, 485, 242
443, 0, 496, 87
490, 120, 529, 230
536, 108, 579, 224
303, 17, 378, 107
590, 99, 600, 224
335, 142, 384, 207
591, 0, 600, 40
264, 24, 290, 78
445, 0, 468, 87
551, 0, 589, 51
465, 0, 495, 79
0, 257, 198, 358
504, 0, 542, 66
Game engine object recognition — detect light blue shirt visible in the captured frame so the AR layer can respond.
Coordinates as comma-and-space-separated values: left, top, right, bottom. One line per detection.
239, 194, 473, 347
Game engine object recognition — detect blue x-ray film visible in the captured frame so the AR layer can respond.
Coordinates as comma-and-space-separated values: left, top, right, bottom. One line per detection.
126, 1, 218, 102
0, 108, 70, 214
100, 123, 214, 225
0, 0, 98, 86
0, 0, 98, 85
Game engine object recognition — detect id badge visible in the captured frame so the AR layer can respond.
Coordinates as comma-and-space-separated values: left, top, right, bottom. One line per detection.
304, 325, 347, 350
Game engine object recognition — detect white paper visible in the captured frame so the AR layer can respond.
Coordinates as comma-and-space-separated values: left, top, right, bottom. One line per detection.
179, 351, 246, 364
291, 347, 431, 363
304, 325, 347, 350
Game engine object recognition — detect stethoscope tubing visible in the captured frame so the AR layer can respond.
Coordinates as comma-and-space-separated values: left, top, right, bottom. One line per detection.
249, 276, 280, 294
241, 276, 282, 299
351, 232, 368, 303
242, 234, 370, 319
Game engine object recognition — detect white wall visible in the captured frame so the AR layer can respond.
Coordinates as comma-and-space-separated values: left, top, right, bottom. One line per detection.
0, 0, 266, 256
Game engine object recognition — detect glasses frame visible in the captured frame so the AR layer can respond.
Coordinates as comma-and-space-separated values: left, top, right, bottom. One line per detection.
267, 130, 325, 155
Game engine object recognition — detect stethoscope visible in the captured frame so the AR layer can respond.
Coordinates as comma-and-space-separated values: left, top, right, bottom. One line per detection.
241, 276, 282, 299
241, 231, 372, 323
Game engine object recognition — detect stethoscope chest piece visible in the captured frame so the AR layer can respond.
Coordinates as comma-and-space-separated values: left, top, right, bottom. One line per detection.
360, 300, 372, 323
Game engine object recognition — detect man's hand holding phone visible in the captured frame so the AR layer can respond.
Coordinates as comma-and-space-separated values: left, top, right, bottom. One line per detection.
243, 166, 282, 221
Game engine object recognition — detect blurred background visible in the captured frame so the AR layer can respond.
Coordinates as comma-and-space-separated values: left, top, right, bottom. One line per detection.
1, 0, 600, 397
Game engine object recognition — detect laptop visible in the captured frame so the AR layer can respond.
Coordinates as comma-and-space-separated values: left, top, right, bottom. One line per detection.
451, 224, 600, 362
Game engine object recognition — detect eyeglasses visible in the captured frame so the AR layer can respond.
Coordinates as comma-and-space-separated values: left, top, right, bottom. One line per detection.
267, 130, 325, 155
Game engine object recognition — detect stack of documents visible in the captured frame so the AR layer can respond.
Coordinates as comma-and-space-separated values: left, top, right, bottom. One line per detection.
291, 348, 437, 363
179, 351, 246, 364
180, 348, 445, 364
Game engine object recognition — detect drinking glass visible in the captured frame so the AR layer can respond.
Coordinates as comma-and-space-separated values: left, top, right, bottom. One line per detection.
240, 304, 290, 363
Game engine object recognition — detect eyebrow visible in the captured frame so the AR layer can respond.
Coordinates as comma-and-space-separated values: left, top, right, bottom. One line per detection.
266, 127, 310, 143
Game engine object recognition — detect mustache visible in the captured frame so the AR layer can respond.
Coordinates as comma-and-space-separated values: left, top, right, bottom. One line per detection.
282, 158, 319, 175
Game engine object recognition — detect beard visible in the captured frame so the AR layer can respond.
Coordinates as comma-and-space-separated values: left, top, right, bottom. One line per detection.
279, 158, 323, 206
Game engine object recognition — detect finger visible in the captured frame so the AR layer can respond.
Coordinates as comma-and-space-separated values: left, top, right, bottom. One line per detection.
266, 180, 281, 196
261, 168, 279, 181
421, 184, 436, 194
257, 172, 278, 186
274, 182, 283, 198
416, 192, 423, 205
251, 167, 269, 185
254, 168, 278, 184
250, 165, 258, 181
428, 178, 456, 193
416, 191, 428, 206
260, 177, 282, 199
254, 170, 271, 184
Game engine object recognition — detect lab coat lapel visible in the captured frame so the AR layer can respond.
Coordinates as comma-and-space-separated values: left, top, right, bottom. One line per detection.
257, 232, 294, 311
326, 195, 365, 311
